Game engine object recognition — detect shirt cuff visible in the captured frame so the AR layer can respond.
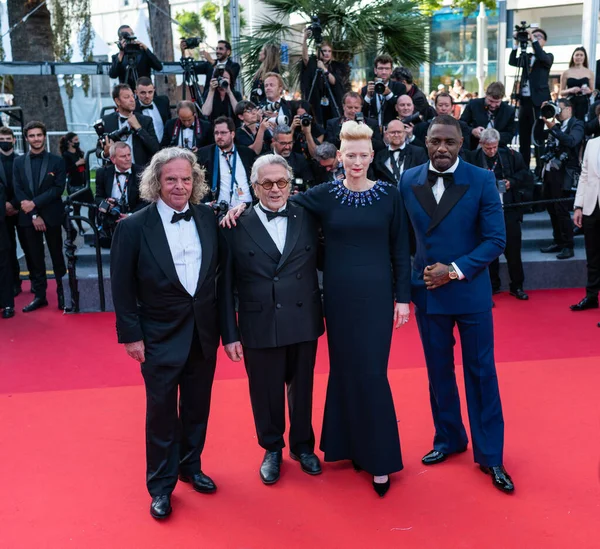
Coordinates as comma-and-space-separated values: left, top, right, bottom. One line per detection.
385, 92, 394, 101
364, 95, 372, 104
451, 262, 465, 280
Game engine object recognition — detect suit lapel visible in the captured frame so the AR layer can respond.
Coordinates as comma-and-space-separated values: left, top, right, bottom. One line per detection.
377, 150, 395, 181
38, 153, 49, 192
426, 162, 470, 235
276, 203, 303, 272
411, 167, 437, 218
191, 204, 213, 295
241, 208, 282, 263
106, 166, 115, 199
25, 154, 34, 194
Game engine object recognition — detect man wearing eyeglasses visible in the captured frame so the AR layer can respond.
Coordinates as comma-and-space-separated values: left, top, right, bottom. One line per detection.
218, 154, 324, 486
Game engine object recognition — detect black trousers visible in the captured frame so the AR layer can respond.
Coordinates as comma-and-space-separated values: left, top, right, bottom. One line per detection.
0, 240, 14, 309
141, 331, 216, 497
543, 169, 574, 249
489, 210, 525, 292
518, 98, 542, 168
243, 340, 318, 456
20, 225, 66, 298
7, 216, 25, 289
583, 204, 600, 299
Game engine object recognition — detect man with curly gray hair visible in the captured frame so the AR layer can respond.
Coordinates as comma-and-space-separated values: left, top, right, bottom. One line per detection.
111, 147, 220, 520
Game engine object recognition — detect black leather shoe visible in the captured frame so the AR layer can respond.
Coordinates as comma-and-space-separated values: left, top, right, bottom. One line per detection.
150, 495, 172, 519
540, 243, 561, 253
570, 297, 599, 311
2, 307, 15, 319
480, 465, 514, 494
372, 477, 390, 497
56, 283, 65, 310
22, 297, 48, 313
510, 289, 529, 300
290, 451, 322, 475
179, 471, 217, 493
260, 450, 282, 485
556, 248, 574, 260
422, 447, 467, 465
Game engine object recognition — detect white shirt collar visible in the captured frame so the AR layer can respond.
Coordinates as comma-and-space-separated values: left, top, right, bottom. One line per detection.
429, 157, 460, 174
157, 197, 190, 219
389, 143, 406, 152
259, 200, 288, 213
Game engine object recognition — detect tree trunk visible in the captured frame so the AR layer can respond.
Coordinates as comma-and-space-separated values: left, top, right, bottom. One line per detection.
7, 0, 67, 137
147, 0, 177, 102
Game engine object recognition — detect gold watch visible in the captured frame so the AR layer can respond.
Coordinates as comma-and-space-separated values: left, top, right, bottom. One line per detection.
448, 264, 458, 280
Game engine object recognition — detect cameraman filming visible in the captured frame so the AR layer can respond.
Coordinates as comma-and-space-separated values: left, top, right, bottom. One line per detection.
180, 38, 241, 90
109, 25, 163, 91
362, 55, 406, 130
539, 98, 584, 260
201, 68, 242, 125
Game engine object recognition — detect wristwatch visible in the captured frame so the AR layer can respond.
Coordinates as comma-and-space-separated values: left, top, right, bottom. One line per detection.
32, 214, 38, 220
448, 264, 458, 280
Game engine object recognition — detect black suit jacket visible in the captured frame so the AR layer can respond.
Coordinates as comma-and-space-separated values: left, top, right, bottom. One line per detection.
585, 100, 600, 137
109, 50, 163, 89
324, 117, 384, 151
161, 118, 214, 149
219, 202, 324, 348
110, 202, 220, 366
371, 145, 429, 185
361, 81, 407, 127
509, 42, 553, 106
135, 95, 171, 125
460, 98, 516, 148
94, 164, 146, 212
101, 111, 160, 167
196, 144, 256, 202
282, 152, 315, 186
13, 152, 66, 228
0, 152, 19, 210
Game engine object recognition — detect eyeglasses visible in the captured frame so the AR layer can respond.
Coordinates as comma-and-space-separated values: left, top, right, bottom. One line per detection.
387, 131, 404, 136
256, 179, 290, 190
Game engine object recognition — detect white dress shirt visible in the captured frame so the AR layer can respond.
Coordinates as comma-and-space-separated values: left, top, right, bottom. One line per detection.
428, 158, 465, 280
117, 115, 135, 164
111, 170, 130, 202
218, 148, 253, 207
364, 86, 394, 128
386, 144, 407, 179
143, 102, 165, 143
156, 198, 202, 295
255, 201, 288, 254
179, 127, 195, 149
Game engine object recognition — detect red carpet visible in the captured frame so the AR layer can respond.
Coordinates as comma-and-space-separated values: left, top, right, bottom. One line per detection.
1, 286, 599, 548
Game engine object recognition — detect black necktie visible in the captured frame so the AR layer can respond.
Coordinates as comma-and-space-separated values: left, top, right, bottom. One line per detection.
427, 170, 454, 189
140, 104, 154, 110
259, 204, 289, 222
171, 210, 193, 224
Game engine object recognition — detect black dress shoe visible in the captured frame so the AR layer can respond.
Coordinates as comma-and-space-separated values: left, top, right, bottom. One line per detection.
480, 465, 514, 494
422, 447, 467, 465
22, 297, 48, 313
510, 289, 529, 300
150, 495, 172, 519
570, 297, 599, 311
2, 307, 15, 319
179, 471, 217, 493
260, 450, 282, 485
372, 477, 391, 497
290, 451, 322, 475
556, 248, 574, 260
540, 243, 561, 253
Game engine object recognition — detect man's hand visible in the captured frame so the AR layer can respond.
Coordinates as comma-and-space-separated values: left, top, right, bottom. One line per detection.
404, 123, 415, 139
423, 263, 451, 290
136, 40, 148, 51
574, 208, 583, 229
124, 340, 145, 363
32, 216, 46, 232
220, 203, 247, 228
116, 214, 128, 223
21, 200, 35, 214
367, 81, 375, 97
543, 117, 556, 130
103, 137, 115, 158
472, 126, 484, 138
504, 180, 511, 190
394, 303, 410, 328
128, 114, 141, 131
6, 202, 17, 216
224, 341, 244, 361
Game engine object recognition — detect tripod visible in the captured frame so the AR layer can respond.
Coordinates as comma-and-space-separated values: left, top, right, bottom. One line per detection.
307, 47, 341, 122
510, 41, 530, 108
180, 57, 205, 113
124, 51, 140, 89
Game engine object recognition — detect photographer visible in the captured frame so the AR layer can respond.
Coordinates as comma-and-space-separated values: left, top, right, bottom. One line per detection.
269, 124, 315, 189
509, 26, 553, 167
313, 142, 344, 184
464, 128, 531, 300
235, 100, 273, 156
301, 26, 348, 126
460, 82, 516, 150
362, 55, 406, 129
109, 25, 163, 91
585, 102, 600, 138
259, 72, 293, 126
291, 100, 325, 160
539, 98, 584, 260
392, 67, 434, 120
180, 38, 241, 90
134, 76, 171, 144
201, 68, 242, 125
100, 84, 160, 168
250, 44, 281, 104
161, 101, 213, 151
394, 95, 426, 149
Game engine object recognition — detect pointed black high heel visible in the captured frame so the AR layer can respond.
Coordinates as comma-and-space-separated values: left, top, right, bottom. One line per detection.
372, 476, 390, 497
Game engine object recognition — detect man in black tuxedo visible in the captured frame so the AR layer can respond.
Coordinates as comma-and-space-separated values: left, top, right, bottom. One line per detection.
509, 28, 553, 166
13, 121, 66, 313
111, 147, 220, 520
393, 67, 436, 120
325, 92, 383, 151
161, 101, 213, 151
101, 84, 160, 168
361, 54, 407, 129
395, 95, 426, 149
414, 93, 471, 151
134, 76, 171, 144
109, 25, 163, 90
219, 154, 324, 484
461, 82, 516, 150
0, 181, 15, 318
196, 116, 256, 206
269, 124, 315, 188
180, 38, 241, 90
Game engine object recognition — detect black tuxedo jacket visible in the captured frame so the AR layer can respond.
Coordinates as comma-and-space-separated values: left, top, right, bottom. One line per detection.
219, 202, 324, 348
0, 152, 19, 209
13, 152, 66, 228
414, 118, 472, 151
361, 81, 407, 127
101, 111, 160, 167
460, 98, 516, 148
110, 202, 220, 366
135, 95, 171, 124
109, 50, 163, 89
94, 164, 146, 212
0, 182, 9, 251
196, 144, 256, 202
324, 117, 384, 151
509, 41, 553, 106
585, 100, 600, 137
282, 152, 315, 185
371, 145, 428, 184
160, 118, 214, 149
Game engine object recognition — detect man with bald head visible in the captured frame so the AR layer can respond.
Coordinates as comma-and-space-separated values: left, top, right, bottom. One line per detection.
395, 95, 425, 148
161, 101, 213, 151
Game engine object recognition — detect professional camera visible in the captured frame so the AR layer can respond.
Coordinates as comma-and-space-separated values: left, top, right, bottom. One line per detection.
94, 119, 133, 143
401, 112, 422, 126
214, 62, 227, 77
539, 141, 569, 169
300, 113, 313, 127
307, 16, 323, 44
217, 76, 229, 89
540, 102, 561, 120
250, 88, 263, 104
514, 21, 531, 47
264, 101, 281, 113
210, 200, 230, 215
374, 79, 386, 95
97, 198, 128, 247
182, 36, 202, 49
355, 112, 365, 123
118, 31, 141, 54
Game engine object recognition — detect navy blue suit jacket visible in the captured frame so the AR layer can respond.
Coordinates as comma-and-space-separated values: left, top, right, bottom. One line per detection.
400, 160, 505, 315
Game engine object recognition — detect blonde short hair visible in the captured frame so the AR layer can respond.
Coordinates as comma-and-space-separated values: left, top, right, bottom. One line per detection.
139, 147, 209, 204
339, 120, 373, 151
263, 71, 285, 90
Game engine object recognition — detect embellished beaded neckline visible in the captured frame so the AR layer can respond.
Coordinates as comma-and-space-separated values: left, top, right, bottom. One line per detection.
329, 180, 390, 207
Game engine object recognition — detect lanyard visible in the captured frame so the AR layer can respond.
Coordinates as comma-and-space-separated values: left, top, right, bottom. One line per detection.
390, 150, 403, 182
212, 146, 238, 200
115, 172, 129, 201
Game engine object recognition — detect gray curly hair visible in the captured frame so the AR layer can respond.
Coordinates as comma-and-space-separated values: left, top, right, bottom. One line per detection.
139, 147, 209, 204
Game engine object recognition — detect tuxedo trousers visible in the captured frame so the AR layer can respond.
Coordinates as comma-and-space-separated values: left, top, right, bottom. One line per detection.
243, 340, 318, 456
7, 216, 26, 288
583, 204, 600, 299
0, 237, 14, 308
543, 169, 574, 249
489, 210, 525, 291
141, 330, 216, 497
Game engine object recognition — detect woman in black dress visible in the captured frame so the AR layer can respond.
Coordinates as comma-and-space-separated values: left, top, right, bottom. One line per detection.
249, 44, 281, 105
559, 47, 594, 121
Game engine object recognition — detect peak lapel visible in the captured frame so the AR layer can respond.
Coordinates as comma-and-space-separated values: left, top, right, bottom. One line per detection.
276, 204, 303, 273
426, 162, 470, 235
191, 205, 214, 295
411, 167, 437, 218
241, 208, 282, 263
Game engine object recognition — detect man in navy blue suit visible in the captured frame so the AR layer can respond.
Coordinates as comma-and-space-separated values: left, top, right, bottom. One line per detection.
400, 115, 514, 494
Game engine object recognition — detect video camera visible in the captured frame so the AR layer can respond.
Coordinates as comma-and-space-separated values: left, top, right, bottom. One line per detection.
307, 16, 323, 45
514, 21, 531, 49
117, 31, 141, 55
93, 119, 133, 143
182, 36, 202, 50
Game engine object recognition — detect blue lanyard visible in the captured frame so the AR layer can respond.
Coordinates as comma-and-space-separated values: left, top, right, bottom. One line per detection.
212, 146, 238, 201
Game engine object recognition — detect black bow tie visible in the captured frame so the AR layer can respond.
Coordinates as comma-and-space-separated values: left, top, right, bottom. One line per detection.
259, 205, 289, 222
140, 103, 154, 110
116, 171, 130, 177
391, 149, 405, 162
171, 210, 193, 224
427, 170, 454, 189
119, 117, 129, 124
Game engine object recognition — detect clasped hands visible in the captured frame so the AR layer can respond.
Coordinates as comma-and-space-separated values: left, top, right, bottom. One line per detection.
424, 263, 451, 290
